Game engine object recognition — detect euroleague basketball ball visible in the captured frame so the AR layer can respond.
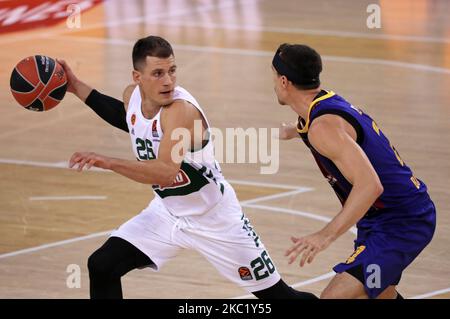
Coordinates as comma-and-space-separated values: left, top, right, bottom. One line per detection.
10, 55, 67, 112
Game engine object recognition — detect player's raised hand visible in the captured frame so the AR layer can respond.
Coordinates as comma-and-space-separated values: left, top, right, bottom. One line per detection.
56, 59, 79, 94
56, 59, 93, 102
69, 152, 111, 172
275, 122, 299, 140
285, 230, 334, 267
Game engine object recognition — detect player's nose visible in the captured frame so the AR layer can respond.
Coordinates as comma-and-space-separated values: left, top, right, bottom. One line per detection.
162, 73, 173, 86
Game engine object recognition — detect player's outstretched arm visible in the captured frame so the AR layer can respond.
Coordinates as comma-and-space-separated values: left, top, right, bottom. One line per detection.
69, 100, 197, 188
276, 121, 299, 140
285, 114, 384, 267
57, 59, 129, 132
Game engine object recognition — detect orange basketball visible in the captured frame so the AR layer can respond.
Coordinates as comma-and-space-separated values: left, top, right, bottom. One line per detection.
10, 55, 67, 112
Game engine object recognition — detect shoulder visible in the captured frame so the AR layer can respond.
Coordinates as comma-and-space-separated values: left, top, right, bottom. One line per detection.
310, 113, 357, 143
308, 114, 354, 158
309, 114, 345, 136
122, 84, 137, 110
161, 99, 201, 129
165, 98, 197, 114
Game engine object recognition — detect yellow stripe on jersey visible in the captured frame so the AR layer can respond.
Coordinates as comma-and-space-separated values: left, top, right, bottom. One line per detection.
297, 90, 336, 134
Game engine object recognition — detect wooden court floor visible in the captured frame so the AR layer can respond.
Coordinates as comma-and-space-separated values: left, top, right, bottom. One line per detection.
0, 0, 449, 298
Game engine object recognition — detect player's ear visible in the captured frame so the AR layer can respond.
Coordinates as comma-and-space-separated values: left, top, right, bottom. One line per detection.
132, 69, 141, 84
281, 75, 288, 88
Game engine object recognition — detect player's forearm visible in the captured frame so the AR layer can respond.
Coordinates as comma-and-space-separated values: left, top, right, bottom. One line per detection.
286, 123, 299, 139
72, 79, 93, 102
280, 122, 300, 140
322, 181, 383, 240
108, 157, 178, 186
84, 90, 128, 132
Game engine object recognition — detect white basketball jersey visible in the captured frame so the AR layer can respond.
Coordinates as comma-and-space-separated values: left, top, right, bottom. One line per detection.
126, 85, 225, 216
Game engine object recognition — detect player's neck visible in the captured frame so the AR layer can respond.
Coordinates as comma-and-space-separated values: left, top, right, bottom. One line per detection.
141, 98, 162, 119
139, 88, 162, 119
289, 88, 321, 119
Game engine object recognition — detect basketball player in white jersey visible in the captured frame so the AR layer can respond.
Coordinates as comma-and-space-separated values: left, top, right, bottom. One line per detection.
58, 36, 316, 299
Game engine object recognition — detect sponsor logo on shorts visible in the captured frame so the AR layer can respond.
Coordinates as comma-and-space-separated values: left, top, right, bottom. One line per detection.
345, 245, 366, 264
238, 267, 253, 281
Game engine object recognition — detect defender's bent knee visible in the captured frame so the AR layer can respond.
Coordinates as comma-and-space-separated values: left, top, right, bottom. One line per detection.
320, 273, 367, 299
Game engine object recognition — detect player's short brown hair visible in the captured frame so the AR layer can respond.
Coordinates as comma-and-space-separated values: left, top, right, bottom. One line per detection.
132, 36, 174, 71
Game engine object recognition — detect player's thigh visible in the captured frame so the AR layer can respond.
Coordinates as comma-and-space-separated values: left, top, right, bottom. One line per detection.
186, 183, 280, 292
187, 205, 281, 293
111, 199, 183, 270
321, 272, 368, 299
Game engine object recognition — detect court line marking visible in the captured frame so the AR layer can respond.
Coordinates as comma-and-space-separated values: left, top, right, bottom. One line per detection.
240, 188, 313, 205
411, 287, 450, 299
235, 280, 450, 299
50, 35, 450, 75
29, 195, 107, 201
227, 179, 304, 190
0, 158, 311, 190
0, 158, 108, 170
232, 271, 336, 299
0, 230, 112, 260
242, 203, 358, 235
0, 158, 70, 169
142, 20, 450, 44
290, 271, 336, 289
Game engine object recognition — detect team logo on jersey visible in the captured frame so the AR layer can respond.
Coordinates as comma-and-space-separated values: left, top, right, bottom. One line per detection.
152, 120, 158, 138
238, 267, 253, 281
131, 114, 136, 126
154, 169, 191, 190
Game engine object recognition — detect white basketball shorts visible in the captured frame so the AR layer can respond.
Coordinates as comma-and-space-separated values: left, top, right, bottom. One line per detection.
110, 180, 281, 293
